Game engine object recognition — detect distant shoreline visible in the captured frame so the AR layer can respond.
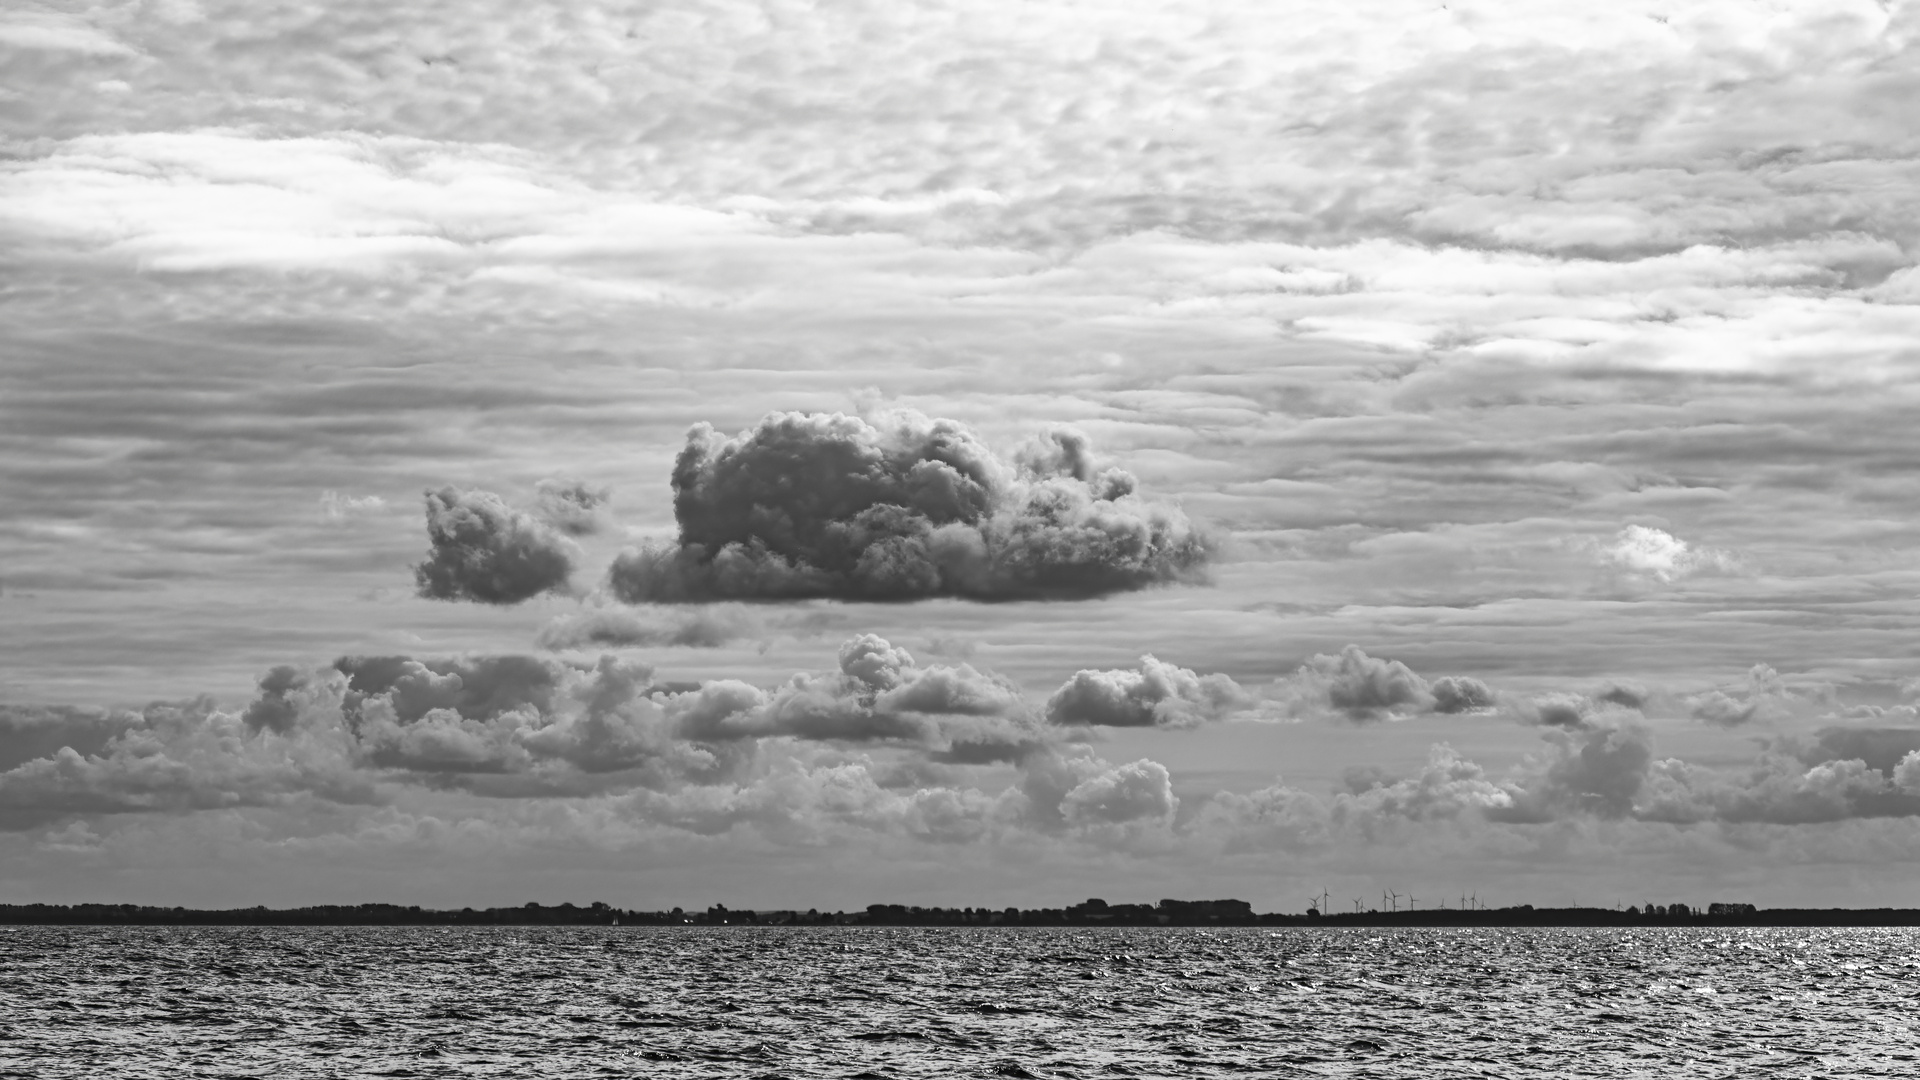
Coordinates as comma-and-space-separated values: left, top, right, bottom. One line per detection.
6, 900, 1920, 928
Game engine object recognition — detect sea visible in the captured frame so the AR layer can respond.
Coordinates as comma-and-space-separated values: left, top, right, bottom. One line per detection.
2, 925, 1914, 1078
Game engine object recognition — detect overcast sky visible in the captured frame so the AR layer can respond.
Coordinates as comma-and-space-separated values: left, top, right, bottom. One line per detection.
6, 0, 1920, 912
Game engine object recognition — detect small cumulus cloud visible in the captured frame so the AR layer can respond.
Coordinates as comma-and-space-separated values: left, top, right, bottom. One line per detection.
1686, 664, 1799, 727
606, 411, 1212, 603
1429, 675, 1498, 715
320, 490, 386, 523
1059, 758, 1177, 829
535, 604, 757, 651
1601, 525, 1737, 583
1044, 656, 1249, 728
414, 487, 578, 605
1500, 716, 1656, 822
1526, 692, 1596, 730
240, 665, 316, 734
1268, 645, 1494, 722
534, 479, 611, 536
1018, 749, 1178, 833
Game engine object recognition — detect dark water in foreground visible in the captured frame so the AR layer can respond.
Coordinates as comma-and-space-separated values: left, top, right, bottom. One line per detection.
2, 926, 1916, 1078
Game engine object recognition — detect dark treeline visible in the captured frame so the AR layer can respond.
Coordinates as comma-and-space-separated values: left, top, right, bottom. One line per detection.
3, 897, 1918, 927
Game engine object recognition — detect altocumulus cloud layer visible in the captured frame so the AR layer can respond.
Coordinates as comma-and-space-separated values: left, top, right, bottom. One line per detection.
608, 412, 1211, 602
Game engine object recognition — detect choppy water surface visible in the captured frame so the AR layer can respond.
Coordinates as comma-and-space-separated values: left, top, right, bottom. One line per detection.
3, 925, 1917, 1078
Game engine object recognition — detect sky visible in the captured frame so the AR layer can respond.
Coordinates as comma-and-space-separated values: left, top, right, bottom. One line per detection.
5, 0, 1920, 913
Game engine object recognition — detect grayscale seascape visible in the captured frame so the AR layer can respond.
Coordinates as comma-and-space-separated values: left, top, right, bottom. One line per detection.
11, 2, 1920, 1078
4, 925, 1915, 1078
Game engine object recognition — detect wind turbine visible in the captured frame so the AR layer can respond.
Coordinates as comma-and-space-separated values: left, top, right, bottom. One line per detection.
1407, 892, 1419, 912
1386, 889, 1401, 913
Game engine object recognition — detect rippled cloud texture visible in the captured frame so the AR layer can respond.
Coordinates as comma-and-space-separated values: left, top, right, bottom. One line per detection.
6, 0, 1920, 907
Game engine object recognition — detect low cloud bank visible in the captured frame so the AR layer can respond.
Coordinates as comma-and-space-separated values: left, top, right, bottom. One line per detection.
12, 643, 1920, 847
607, 412, 1212, 602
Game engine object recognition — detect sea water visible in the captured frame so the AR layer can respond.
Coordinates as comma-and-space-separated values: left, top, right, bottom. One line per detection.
2, 925, 1915, 1077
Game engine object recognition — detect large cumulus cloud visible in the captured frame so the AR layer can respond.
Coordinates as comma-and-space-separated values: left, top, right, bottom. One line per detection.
414, 487, 578, 605
606, 411, 1212, 602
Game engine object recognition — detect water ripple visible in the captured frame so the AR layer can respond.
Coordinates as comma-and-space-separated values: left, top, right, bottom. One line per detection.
2, 925, 1917, 1077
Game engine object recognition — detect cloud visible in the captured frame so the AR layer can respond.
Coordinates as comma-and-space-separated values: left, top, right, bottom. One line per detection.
1198, 745, 1515, 851
1059, 758, 1178, 828
1303, 646, 1432, 719
0, 697, 375, 830
1894, 751, 1920, 795
241, 665, 314, 734
0, 637, 1081, 847
330, 635, 1041, 781
1527, 692, 1600, 730
1687, 665, 1798, 727
1259, 646, 1516, 722
1602, 525, 1736, 583
1267, 645, 1432, 721
1689, 690, 1758, 728
1429, 675, 1497, 715
667, 635, 1038, 757
1043, 655, 1248, 728
1794, 727, 1920, 777
1336, 746, 1516, 825
1639, 735, 1920, 826
413, 487, 578, 605
1502, 717, 1657, 821
534, 479, 611, 536
535, 605, 757, 650
1592, 682, 1650, 710
0, 11, 136, 55
606, 411, 1212, 602
0, 706, 143, 772
319, 491, 385, 523
17, 641, 1920, 867
1017, 749, 1178, 832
